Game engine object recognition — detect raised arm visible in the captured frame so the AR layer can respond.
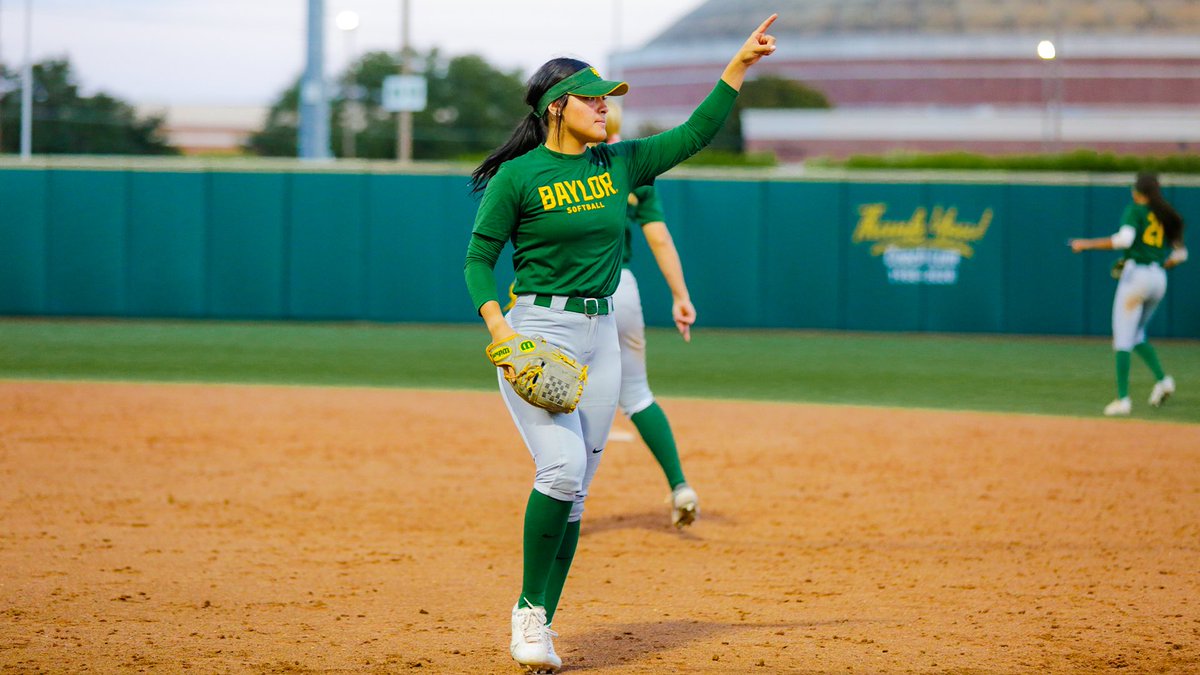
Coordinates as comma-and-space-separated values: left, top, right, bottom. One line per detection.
619, 14, 779, 183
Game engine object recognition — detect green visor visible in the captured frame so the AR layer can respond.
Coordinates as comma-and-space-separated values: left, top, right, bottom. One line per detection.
535, 67, 629, 117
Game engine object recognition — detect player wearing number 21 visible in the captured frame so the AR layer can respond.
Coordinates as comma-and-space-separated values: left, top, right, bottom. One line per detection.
1069, 172, 1188, 416
463, 15, 779, 674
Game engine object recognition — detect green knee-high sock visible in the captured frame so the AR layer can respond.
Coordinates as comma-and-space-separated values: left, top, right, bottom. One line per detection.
1115, 351, 1132, 399
543, 519, 580, 626
1133, 342, 1166, 380
630, 402, 686, 489
518, 490, 572, 609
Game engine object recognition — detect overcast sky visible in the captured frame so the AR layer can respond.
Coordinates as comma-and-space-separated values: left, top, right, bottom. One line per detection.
0, 0, 707, 106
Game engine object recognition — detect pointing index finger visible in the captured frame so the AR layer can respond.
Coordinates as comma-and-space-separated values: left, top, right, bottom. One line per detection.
754, 13, 778, 36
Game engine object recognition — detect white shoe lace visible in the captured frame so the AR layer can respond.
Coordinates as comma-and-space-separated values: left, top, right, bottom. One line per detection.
518, 605, 549, 638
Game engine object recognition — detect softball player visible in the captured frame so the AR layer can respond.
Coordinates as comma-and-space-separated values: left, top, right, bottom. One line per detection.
605, 103, 700, 528
1069, 172, 1187, 416
463, 15, 778, 673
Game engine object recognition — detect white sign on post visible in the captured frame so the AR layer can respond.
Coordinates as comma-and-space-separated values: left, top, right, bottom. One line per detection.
382, 75, 428, 112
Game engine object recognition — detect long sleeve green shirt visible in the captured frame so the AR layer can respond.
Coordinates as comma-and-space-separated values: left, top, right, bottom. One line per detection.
464, 80, 737, 313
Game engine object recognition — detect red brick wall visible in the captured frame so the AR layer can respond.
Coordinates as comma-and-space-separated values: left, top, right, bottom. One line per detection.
623, 57, 1200, 108
751, 138, 1198, 161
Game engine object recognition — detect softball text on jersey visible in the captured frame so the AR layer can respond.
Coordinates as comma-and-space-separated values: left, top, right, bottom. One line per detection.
853, 203, 994, 285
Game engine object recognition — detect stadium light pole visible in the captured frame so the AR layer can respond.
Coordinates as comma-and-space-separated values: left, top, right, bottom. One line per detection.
395, 0, 412, 163
610, 0, 623, 79
19, 0, 31, 159
0, 0, 5, 152
613, 0, 623, 50
1052, 40, 1063, 152
299, 0, 332, 159
336, 10, 360, 159
1037, 39, 1057, 153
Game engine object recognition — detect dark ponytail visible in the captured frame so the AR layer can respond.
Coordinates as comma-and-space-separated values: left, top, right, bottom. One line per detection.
470, 57, 590, 193
1135, 172, 1185, 245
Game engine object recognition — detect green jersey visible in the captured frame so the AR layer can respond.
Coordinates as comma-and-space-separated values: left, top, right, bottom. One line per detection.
622, 185, 665, 268
1120, 203, 1171, 265
465, 81, 737, 312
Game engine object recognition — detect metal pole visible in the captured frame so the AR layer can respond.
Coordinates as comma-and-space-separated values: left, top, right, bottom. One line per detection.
1036, 39, 1056, 153
20, 0, 31, 159
1052, 31, 1063, 152
396, 0, 411, 163
299, 0, 331, 159
1040, 64, 1051, 152
610, 0, 622, 78
0, 0, 6, 152
342, 26, 355, 159
614, 0, 623, 48
1051, 60, 1062, 152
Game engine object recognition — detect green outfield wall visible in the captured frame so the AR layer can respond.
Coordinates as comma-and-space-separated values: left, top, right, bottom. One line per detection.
2, 159, 1197, 337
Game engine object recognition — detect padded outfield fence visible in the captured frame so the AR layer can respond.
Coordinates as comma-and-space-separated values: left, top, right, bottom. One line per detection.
1, 157, 1198, 338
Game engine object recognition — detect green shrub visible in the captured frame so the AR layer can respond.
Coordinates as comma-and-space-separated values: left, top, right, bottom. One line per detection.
824, 150, 1200, 173
683, 149, 777, 167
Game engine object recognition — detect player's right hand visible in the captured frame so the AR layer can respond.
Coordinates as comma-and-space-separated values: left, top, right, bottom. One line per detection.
673, 299, 696, 343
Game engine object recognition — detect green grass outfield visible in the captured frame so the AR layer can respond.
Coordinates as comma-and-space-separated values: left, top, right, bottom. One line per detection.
2, 318, 1198, 424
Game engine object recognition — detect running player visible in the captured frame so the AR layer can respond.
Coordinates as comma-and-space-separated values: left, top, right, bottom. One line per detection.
604, 102, 700, 528
463, 15, 778, 673
1069, 172, 1187, 416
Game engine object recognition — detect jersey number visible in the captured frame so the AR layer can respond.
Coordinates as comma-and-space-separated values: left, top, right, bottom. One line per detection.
1143, 213, 1164, 248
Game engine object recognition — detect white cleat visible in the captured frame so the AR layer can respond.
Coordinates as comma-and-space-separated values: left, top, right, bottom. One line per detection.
670, 484, 699, 529
510, 604, 561, 673
1104, 397, 1132, 416
1149, 376, 1176, 407
544, 625, 560, 670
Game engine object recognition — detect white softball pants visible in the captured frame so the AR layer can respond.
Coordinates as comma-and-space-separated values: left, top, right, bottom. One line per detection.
611, 268, 656, 417
499, 296, 621, 522
1112, 261, 1167, 351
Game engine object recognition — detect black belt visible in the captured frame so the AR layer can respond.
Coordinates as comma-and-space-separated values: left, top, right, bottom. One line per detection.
533, 295, 611, 316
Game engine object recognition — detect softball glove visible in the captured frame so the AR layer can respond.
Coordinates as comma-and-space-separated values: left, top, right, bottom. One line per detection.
486, 334, 587, 414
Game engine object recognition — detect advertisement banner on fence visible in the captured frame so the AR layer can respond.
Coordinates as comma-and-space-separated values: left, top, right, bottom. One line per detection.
852, 203, 994, 285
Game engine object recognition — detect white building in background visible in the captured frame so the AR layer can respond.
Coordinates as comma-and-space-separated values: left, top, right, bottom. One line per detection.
136, 105, 268, 155
743, 106, 1200, 159
611, 0, 1200, 161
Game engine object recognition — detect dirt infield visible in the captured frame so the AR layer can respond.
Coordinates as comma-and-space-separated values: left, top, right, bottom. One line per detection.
1, 381, 1198, 674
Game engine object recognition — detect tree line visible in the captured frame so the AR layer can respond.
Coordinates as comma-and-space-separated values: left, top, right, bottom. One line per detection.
0, 60, 175, 155
0, 52, 829, 160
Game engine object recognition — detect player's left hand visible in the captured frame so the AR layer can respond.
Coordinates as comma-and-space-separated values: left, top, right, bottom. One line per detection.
734, 14, 778, 67
673, 299, 696, 343
1068, 239, 1087, 253
486, 334, 588, 414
